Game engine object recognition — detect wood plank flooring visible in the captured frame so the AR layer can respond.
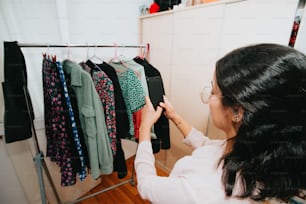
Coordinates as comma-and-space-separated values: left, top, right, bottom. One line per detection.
77, 156, 168, 204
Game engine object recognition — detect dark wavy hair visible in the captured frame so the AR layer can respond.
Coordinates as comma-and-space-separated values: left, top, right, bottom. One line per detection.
216, 43, 306, 201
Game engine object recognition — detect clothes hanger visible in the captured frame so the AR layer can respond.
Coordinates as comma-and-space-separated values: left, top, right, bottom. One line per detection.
109, 43, 128, 70
66, 43, 72, 60
42, 43, 49, 59
42, 44, 56, 62
139, 44, 146, 59
144, 43, 150, 60
135, 43, 149, 61
109, 43, 127, 64
87, 44, 103, 63
85, 44, 103, 71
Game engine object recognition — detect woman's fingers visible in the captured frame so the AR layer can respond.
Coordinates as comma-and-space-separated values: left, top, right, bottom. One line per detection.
155, 106, 163, 120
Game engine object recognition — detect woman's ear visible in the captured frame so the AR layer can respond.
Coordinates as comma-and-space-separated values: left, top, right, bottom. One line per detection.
231, 105, 244, 123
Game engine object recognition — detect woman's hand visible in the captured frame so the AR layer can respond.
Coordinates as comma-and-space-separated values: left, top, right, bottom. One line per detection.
159, 95, 177, 121
139, 96, 163, 142
160, 96, 192, 137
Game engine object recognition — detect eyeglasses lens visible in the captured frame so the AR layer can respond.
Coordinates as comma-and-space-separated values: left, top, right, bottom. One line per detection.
201, 86, 211, 104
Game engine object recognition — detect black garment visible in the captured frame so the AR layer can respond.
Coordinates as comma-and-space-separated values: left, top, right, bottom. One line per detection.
90, 61, 130, 140
155, 0, 181, 11
2, 41, 34, 143
86, 60, 129, 179
133, 57, 170, 150
113, 138, 127, 179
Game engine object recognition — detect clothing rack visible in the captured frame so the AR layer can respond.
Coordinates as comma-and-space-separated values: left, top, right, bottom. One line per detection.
18, 42, 148, 204
18, 43, 148, 49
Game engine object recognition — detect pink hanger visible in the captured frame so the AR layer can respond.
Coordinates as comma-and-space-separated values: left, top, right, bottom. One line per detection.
109, 43, 128, 69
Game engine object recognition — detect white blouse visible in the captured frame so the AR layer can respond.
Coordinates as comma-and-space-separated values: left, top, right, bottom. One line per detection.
134, 128, 260, 204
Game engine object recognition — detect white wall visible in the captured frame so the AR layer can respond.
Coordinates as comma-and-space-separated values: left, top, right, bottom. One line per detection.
0, 1, 152, 203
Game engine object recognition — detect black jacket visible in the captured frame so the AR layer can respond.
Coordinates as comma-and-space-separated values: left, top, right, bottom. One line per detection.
2, 41, 34, 143
133, 57, 170, 150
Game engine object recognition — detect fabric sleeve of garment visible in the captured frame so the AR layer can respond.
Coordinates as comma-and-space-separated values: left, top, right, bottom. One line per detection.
135, 141, 199, 204
136, 63, 149, 96
126, 60, 149, 96
79, 86, 101, 179
182, 128, 209, 149
133, 109, 142, 139
126, 69, 145, 112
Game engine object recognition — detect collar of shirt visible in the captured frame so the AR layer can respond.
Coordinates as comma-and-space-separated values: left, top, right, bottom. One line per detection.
62, 59, 82, 87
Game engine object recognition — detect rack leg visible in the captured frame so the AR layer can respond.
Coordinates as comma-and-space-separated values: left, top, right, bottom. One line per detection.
42, 155, 62, 203
33, 152, 47, 204
130, 163, 136, 186
34, 151, 62, 204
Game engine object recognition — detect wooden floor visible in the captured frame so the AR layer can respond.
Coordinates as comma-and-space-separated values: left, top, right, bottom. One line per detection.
77, 156, 168, 204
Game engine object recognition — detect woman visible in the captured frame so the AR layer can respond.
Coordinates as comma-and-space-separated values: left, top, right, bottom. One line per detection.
135, 43, 306, 204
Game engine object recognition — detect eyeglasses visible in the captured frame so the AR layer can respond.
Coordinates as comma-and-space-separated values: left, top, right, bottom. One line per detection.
201, 86, 212, 104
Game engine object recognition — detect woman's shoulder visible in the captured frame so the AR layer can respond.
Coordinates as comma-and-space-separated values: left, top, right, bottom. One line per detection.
184, 128, 226, 148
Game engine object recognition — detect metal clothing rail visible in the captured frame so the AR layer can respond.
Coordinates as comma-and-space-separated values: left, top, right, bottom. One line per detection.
18, 42, 144, 204
18, 43, 148, 48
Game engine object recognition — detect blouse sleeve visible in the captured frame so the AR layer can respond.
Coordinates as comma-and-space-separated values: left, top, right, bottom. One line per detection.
183, 128, 208, 149
135, 141, 199, 204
